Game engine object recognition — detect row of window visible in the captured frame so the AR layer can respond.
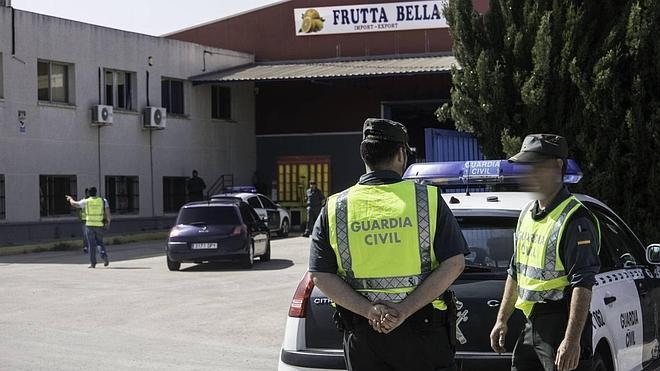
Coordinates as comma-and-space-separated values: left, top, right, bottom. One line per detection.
0, 174, 193, 220
0, 54, 231, 120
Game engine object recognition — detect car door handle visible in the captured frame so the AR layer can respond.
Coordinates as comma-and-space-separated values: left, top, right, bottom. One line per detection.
604, 296, 617, 305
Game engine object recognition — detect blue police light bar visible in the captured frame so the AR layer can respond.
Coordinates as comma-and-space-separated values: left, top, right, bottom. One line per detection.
403, 159, 583, 186
224, 185, 257, 193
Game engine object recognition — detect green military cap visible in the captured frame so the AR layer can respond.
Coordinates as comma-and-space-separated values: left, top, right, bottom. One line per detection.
508, 134, 568, 163
362, 118, 412, 154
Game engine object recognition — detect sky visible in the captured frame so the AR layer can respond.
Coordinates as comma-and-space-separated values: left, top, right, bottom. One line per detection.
11, 0, 284, 36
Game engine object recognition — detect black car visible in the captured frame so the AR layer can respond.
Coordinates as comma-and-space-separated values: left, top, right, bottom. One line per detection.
166, 199, 270, 270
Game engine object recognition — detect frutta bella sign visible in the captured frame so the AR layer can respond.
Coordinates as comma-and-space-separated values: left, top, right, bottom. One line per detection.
294, 1, 448, 36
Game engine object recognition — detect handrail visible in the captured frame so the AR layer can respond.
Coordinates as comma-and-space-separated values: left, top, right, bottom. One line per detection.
206, 174, 233, 198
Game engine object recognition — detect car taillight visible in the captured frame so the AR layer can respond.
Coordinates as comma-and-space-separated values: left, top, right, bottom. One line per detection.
288, 271, 314, 318
231, 224, 248, 236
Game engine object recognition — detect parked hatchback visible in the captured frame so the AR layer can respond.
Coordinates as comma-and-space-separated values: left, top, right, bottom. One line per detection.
166, 199, 270, 270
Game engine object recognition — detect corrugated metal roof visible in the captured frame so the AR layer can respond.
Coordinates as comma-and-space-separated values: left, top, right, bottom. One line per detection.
191, 55, 457, 83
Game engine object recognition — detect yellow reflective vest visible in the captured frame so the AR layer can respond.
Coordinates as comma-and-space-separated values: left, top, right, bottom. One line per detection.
85, 197, 105, 227
327, 180, 447, 310
514, 195, 600, 317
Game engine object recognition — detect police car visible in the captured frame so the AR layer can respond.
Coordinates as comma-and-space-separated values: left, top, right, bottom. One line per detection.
212, 186, 291, 237
279, 160, 660, 371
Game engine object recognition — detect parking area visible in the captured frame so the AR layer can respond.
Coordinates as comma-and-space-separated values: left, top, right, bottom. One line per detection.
0, 235, 310, 370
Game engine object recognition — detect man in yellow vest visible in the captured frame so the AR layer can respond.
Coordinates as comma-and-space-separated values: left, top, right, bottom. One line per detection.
309, 118, 468, 370
489, 134, 601, 371
67, 187, 112, 268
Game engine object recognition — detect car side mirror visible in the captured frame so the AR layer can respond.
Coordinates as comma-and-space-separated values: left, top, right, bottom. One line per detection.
646, 244, 660, 265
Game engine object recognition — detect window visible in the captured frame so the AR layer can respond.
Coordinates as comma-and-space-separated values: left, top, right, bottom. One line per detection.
0, 175, 5, 219
259, 195, 277, 209
163, 177, 187, 213
105, 176, 139, 214
177, 206, 239, 225
591, 206, 645, 271
38, 60, 71, 103
239, 203, 258, 225
247, 196, 262, 209
39, 175, 77, 217
211, 86, 231, 120
104, 69, 135, 110
456, 216, 518, 272
161, 79, 184, 115
277, 156, 330, 203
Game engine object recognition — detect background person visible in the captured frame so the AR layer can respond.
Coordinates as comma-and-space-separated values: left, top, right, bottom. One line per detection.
187, 170, 206, 202
303, 179, 325, 237
66, 187, 112, 268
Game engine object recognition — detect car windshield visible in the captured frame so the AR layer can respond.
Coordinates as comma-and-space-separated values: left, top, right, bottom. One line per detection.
455, 216, 517, 272
177, 206, 240, 225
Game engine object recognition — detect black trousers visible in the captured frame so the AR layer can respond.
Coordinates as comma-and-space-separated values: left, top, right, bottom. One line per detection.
305, 207, 320, 234
512, 303, 593, 371
343, 308, 456, 371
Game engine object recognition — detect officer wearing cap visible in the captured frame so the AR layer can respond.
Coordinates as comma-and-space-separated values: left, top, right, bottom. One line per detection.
489, 134, 601, 371
309, 118, 469, 370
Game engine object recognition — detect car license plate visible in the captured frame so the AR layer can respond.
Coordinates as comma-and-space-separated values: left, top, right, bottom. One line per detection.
191, 243, 217, 250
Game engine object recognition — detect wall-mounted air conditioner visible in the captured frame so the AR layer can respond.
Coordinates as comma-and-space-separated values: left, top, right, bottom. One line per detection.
91, 105, 113, 126
143, 107, 167, 130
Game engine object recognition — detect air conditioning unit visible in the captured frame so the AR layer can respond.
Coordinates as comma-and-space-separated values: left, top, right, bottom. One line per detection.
143, 107, 167, 130
91, 105, 113, 126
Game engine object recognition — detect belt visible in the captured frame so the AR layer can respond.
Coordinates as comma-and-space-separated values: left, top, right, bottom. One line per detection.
530, 299, 568, 317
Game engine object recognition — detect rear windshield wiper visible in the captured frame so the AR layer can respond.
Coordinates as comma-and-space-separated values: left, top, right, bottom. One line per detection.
463, 264, 494, 273
186, 221, 207, 227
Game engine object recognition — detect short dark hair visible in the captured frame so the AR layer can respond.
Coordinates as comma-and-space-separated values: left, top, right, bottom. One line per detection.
89, 187, 97, 197
360, 139, 403, 169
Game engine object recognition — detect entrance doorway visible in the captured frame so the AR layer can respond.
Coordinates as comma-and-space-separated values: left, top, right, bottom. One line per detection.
382, 100, 451, 161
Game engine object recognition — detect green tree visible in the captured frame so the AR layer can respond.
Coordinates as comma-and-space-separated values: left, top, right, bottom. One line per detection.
440, 0, 660, 243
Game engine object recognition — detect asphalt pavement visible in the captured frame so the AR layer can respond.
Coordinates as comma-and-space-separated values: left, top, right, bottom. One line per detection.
0, 234, 311, 370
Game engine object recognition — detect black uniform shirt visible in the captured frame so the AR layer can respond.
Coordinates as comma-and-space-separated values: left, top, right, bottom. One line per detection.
507, 186, 601, 289
308, 170, 470, 273
306, 188, 325, 210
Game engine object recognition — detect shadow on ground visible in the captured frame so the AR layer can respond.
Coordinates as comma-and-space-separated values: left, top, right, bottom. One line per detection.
179, 258, 295, 272
0, 241, 165, 265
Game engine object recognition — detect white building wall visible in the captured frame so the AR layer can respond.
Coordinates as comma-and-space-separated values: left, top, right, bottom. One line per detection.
0, 7, 256, 224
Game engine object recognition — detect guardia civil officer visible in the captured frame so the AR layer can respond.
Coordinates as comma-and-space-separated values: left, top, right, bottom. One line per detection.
309, 118, 469, 371
489, 134, 601, 371
66, 187, 112, 268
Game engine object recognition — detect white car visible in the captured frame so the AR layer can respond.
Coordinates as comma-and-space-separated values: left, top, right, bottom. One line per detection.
279, 160, 660, 371
212, 191, 291, 237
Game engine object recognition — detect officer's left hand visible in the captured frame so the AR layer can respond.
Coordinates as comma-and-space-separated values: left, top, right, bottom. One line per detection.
374, 301, 410, 334
367, 304, 398, 333
555, 338, 580, 371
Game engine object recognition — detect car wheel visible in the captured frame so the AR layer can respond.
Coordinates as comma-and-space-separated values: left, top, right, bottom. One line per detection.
261, 238, 271, 262
278, 218, 290, 237
167, 257, 180, 271
242, 244, 254, 269
592, 347, 613, 371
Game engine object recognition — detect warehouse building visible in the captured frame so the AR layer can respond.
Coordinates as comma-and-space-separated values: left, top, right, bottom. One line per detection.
167, 0, 487, 222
